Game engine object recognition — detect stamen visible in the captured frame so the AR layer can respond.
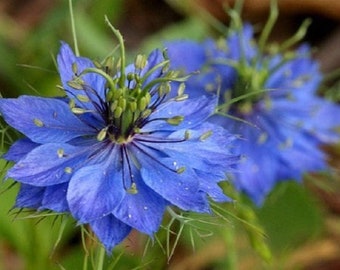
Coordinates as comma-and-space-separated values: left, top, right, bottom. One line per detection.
120, 145, 138, 194
57, 148, 65, 158
76, 94, 90, 103
134, 54, 147, 70
71, 107, 92, 114
33, 118, 44, 127
174, 94, 189, 101
64, 167, 72, 174
199, 130, 213, 141
97, 127, 108, 141
166, 115, 184, 126
134, 135, 186, 144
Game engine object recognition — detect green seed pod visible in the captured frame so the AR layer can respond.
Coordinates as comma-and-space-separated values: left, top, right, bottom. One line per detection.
126, 72, 134, 82
118, 97, 127, 111
129, 100, 137, 112
109, 100, 118, 112
144, 92, 151, 104
106, 91, 114, 102
114, 106, 123, 118
138, 96, 147, 111
113, 88, 123, 100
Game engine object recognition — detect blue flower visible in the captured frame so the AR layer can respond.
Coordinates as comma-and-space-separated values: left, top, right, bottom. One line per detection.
0, 42, 238, 252
166, 24, 340, 205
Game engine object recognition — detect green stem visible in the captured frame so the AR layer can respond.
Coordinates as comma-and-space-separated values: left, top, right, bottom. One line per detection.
96, 245, 106, 270
258, 0, 278, 54
279, 18, 311, 52
68, 0, 79, 56
80, 67, 116, 91
223, 227, 237, 270
105, 16, 126, 88
81, 226, 89, 270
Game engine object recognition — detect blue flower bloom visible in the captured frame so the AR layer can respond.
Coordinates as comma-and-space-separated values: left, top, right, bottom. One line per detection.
166, 24, 340, 205
0, 42, 238, 252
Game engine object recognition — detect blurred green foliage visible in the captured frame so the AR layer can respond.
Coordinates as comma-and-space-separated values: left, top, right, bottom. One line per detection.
0, 0, 123, 98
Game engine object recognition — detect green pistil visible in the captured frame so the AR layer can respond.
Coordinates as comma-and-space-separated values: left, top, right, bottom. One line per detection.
233, 66, 268, 103
67, 40, 188, 145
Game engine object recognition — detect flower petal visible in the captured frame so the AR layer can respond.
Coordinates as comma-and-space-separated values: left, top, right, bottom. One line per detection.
90, 214, 131, 253
0, 96, 94, 143
136, 123, 238, 173
41, 183, 69, 212
8, 143, 89, 186
133, 143, 209, 212
67, 152, 125, 223
195, 170, 231, 202
166, 40, 206, 73
57, 42, 107, 110
3, 138, 39, 162
15, 184, 45, 209
112, 170, 167, 235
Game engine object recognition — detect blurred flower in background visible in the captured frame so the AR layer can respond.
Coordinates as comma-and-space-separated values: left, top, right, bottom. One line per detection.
167, 18, 340, 205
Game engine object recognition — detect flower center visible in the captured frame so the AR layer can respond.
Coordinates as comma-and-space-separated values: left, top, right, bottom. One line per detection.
68, 51, 188, 145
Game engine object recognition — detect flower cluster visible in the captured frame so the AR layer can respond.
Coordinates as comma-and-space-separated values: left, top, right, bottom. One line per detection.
166, 23, 340, 205
1, 14, 340, 255
0, 42, 238, 252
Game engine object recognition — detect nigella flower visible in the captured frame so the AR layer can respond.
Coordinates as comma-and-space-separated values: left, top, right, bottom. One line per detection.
0, 40, 238, 252
166, 23, 340, 205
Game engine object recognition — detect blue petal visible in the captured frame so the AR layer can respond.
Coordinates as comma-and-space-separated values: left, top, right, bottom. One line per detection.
67, 151, 125, 223
112, 168, 167, 235
141, 164, 209, 212
137, 123, 238, 173
142, 95, 217, 132
133, 143, 209, 212
3, 138, 39, 162
0, 96, 94, 143
233, 154, 277, 206
141, 49, 165, 86
41, 183, 69, 212
166, 40, 206, 73
90, 214, 131, 253
15, 184, 45, 209
57, 42, 107, 110
8, 143, 90, 186
195, 170, 231, 202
